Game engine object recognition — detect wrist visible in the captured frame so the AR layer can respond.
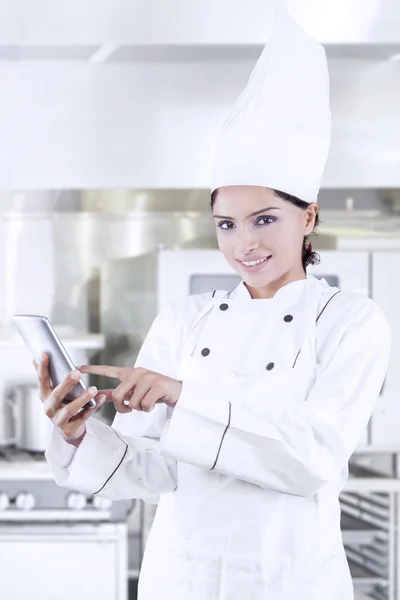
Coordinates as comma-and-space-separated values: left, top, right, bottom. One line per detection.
66, 431, 86, 448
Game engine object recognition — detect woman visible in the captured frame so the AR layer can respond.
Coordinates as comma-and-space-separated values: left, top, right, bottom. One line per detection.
41, 6, 391, 600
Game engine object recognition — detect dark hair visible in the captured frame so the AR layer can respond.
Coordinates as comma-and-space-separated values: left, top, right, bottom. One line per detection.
210, 188, 320, 272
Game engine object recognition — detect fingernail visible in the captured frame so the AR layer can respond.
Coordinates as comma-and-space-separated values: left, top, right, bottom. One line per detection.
88, 386, 97, 395
97, 394, 106, 402
41, 352, 46, 360
71, 370, 81, 379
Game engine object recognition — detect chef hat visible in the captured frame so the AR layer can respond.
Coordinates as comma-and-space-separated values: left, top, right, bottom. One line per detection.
210, 4, 331, 204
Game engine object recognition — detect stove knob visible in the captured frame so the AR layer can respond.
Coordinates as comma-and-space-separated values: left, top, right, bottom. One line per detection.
0, 493, 10, 510
92, 496, 112, 510
67, 492, 87, 510
15, 492, 35, 511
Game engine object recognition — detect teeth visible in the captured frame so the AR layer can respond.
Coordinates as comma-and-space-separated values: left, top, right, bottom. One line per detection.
241, 257, 268, 266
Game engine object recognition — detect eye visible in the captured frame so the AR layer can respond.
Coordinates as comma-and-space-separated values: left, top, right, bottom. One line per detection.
256, 216, 276, 225
217, 221, 235, 230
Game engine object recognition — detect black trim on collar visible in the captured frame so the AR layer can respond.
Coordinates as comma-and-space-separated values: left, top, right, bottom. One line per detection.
316, 291, 341, 323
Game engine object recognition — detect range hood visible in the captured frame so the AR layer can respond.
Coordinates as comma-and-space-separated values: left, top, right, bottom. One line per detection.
1, 0, 399, 47
0, 0, 399, 190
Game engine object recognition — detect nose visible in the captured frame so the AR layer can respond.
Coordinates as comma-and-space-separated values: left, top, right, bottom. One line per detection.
235, 226, 260, 256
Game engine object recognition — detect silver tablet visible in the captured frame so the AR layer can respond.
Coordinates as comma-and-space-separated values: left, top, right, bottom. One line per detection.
12, 315, 96, 410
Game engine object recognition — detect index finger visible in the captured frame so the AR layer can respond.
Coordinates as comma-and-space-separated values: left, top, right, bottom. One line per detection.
76, 365, 126, 379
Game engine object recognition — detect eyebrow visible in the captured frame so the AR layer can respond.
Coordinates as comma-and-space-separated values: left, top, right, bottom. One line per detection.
212, 206, 282, 220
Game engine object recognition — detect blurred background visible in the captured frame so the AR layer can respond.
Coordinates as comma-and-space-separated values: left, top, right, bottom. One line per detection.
1, 1, 400, 598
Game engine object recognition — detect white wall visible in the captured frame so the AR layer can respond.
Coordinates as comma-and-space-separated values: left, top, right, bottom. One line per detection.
0, 57, 399, 189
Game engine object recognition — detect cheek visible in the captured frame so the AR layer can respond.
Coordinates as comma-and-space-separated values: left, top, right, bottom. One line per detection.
265, 222, 302, 257
216, 231, 234, 255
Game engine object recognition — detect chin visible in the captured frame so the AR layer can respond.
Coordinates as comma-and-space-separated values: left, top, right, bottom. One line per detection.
240, 270, 277, 286
243, 268, 285, 288
244, 274, 275, 287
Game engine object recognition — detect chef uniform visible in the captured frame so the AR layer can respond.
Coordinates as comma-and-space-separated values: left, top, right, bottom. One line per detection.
45, 5, 391, 600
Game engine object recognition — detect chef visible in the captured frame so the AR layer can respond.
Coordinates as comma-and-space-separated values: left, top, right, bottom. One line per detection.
40, 4, 391, 600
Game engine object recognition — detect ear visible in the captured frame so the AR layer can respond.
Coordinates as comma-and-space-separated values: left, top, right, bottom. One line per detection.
304, 203, 318, 236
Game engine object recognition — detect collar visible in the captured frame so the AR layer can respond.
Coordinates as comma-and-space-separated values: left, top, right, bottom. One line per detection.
228, 277, 308, 304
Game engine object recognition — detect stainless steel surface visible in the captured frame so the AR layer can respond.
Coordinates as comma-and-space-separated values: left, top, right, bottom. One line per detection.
7, 386, 52, 453
0, 453, 132, 598
1, 189, 398, 339
51, 206, 215, 333
0, 392, 16, 447
341, 453, 400, 599
0, 521, 128, 600
0, 470, 133, 522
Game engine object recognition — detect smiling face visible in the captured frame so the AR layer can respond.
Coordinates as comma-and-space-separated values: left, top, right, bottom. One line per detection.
212, 186, 318, 298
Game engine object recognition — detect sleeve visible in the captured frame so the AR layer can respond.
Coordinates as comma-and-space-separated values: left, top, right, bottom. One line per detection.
45, 304, 179, 502
159, 300, 391, 498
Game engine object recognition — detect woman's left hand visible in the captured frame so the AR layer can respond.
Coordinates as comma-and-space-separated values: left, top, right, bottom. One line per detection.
76, 365, 182, 414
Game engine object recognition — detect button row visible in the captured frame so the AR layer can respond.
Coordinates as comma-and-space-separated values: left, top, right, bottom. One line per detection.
200, 348, 275, 370
218, 303, 294, 324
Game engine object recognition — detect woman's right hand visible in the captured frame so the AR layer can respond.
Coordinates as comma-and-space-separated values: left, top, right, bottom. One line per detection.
34, 352, 106, 448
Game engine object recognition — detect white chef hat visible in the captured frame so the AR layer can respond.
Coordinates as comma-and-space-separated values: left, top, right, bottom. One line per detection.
210, 4, 331, 204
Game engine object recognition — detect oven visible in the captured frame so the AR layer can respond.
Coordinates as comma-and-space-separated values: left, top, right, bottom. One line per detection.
0, 459, 132, 600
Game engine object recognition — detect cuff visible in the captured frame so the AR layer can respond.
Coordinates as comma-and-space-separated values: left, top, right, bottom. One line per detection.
45, 426, 78, 485
46, 418, 127, 495
159, 381, 231, 469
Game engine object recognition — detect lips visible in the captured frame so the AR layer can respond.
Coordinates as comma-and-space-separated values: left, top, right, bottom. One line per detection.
238, 256, 271, 266
238, 256, 270, 264
237, 255, 272, 272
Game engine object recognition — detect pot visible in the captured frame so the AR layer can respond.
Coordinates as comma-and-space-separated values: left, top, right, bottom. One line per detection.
0, 392, 16, 447
7, 386, 52, 453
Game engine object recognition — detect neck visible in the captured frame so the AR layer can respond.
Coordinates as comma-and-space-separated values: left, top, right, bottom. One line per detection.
244, 268, 306, 299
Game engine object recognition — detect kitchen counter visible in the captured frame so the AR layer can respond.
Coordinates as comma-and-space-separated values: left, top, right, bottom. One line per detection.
0, 457, 53, 480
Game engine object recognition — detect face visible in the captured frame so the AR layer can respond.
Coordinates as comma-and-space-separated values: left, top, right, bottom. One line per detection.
212, 186, 318, 298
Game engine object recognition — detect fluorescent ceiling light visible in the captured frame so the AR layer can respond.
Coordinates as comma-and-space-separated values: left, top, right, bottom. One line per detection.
389, 53, 400, 62
89, 44, 119, 64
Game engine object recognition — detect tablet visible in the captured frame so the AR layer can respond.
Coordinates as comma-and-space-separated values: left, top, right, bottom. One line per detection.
12, 315, 96, 410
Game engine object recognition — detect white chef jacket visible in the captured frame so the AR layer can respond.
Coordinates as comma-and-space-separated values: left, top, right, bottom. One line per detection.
46, 275, 391, 600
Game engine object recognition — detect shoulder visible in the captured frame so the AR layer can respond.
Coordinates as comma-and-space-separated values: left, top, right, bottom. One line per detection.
169, 290, 216, 316
311, 275, 388, 332
327, 290, 389, 334
156, 291, 217, 335
316, 283, 391, 359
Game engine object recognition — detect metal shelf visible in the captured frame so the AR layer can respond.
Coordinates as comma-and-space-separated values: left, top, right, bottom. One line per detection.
341, 514, 387, 546
349, 559, 388, 588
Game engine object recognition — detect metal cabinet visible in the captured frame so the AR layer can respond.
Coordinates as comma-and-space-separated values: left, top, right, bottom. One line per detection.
0, 523, 128, 600
370, 252, 400, 446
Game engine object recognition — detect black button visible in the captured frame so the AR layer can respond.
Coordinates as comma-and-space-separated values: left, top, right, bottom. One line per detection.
284, 315, 294, 322
201, 348, 210, 357
266, 362, 275, 371
219, 303, 229, 311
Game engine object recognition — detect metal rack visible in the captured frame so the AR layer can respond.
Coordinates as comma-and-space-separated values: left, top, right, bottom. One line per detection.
342, 449, 400, 600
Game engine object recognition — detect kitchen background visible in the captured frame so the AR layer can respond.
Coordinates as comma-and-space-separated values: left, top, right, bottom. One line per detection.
1, 0, 400, 599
